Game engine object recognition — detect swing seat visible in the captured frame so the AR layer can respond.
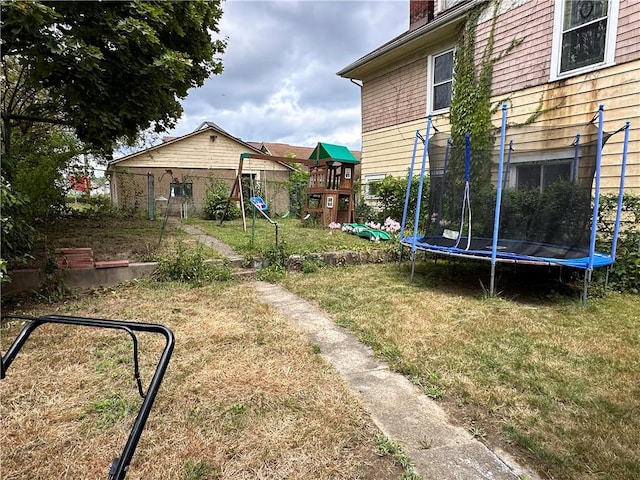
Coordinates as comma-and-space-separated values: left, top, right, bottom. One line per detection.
249, 197, 268, 211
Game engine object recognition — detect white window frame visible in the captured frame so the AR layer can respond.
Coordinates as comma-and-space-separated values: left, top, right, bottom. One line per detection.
427, 47, 455, 115
550, 0, 619, 81
326, 196, 334, 208
507, 149, 577, 192
436, 0, 465, 15
364, 174, 385, 200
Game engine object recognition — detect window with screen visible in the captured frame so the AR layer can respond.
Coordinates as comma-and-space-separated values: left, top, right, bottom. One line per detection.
551, 0, 618, 79
515, 162, 572, 192
430, 49, 454, 112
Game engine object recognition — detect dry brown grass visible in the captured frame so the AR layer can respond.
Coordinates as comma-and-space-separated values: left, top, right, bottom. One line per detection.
1, 282, 401, 479
282, 262, 640, 480
25, 215, 208, 268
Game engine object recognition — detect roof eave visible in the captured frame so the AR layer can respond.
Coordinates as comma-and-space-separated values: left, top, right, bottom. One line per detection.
337, 0, 486, 80
108, 125, 264, 167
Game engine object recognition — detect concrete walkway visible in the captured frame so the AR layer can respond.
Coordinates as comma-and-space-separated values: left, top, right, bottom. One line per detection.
183, 222, 538, 480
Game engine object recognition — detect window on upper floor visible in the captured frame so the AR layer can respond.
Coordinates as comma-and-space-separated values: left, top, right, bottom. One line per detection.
428, 48, 455, 113
436, 0, 465, 14
550, 0, 619, 80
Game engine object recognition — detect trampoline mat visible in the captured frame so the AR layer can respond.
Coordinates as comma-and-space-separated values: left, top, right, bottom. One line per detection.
417, 236, 591, 260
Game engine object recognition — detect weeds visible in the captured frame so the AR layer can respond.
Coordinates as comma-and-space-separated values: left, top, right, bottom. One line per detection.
84, 393, 136, 429
153, 243, 231, 285
256, 242, 289, 282
375, 435, 422, 480
36, 254, 75, 303
410, 373, 446, 400
183, 459, 217, 480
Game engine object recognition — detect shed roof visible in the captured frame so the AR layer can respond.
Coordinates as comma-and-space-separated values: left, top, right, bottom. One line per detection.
309, 142, 360, 164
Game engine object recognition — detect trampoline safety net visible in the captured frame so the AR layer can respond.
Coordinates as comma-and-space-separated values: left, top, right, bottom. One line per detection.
420, 121, 612, 261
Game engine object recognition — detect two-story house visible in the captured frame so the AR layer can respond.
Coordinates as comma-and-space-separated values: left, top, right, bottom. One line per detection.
338, 0, 639, 198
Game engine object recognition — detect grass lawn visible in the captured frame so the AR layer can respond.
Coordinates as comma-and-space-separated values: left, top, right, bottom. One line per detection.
24, 215, 216, 268
6, 214, 639, 479
281, 261, 640, 480
0, 281, 403, 480
185, 217, 390, 256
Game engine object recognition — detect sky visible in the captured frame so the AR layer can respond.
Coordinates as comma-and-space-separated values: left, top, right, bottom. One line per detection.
164, 0, 409, 151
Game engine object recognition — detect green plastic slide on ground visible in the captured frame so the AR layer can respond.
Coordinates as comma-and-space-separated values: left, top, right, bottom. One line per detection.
342, 223, 392, 241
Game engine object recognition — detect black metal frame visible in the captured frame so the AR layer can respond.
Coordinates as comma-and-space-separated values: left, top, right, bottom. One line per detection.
1, 314, 175, 480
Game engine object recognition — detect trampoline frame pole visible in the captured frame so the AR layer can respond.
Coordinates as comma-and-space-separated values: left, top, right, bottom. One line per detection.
610, 122, 631, 260
490, 104, 508, 296
588, 105, 605, 273
572, 133, 581, 183
502, 140, 513, 191
400, 129, 421, 242
410, 115, 432, 281
399, 129, 420, 266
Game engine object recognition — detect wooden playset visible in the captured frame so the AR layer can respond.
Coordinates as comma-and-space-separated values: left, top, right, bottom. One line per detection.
221, 142, 360, 228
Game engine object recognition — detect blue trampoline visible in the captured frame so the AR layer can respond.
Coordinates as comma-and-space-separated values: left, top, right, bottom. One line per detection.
400, 104, 631, 301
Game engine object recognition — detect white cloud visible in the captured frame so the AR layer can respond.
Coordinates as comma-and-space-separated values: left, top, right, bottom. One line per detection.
167, 0, 409, 150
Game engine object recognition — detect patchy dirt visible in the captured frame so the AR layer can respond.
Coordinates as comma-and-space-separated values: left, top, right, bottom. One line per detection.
362, 449, 406, 479
22, 216, 190, 268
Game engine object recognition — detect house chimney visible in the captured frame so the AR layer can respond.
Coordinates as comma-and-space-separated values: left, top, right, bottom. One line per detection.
409, 0, 434, 30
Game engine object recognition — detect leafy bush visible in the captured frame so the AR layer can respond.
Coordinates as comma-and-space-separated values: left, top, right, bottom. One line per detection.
597, 194, 640, 293
35, 254, 74, 302
376, 175, 430, 225
256, 242, 289, 282
499, 181, 591, 245
1, 176, 35, 279
203, 177, 239, 221
65, 194, 131, 220
288, 165, 308, 218
359, 174, 430, 227
354, 199, 376, 224
11, 126, 82, 220
153, 243, 231, 285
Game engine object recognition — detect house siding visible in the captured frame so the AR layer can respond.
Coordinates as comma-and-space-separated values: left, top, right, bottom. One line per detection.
108, 129, 291, 215
356, 0, 639, 195
360, 59, 640, 195
112, 130, 288, 173
475, 0, 640, 96
475, 0, 554, 95
616, 1, 640, 63
362, 57, 427, 133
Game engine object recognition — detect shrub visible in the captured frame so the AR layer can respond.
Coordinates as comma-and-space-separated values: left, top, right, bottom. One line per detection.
153, 243, 231, 285
597, 193, 640, 293
354, 200, 376, 224
1, 177, 35, 279
256, 242, 289, 282
203, 177, 239, 221
376, 175, 429, 225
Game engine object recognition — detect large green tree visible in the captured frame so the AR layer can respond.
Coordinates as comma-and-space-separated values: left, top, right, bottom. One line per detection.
1, 0, 226, 156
